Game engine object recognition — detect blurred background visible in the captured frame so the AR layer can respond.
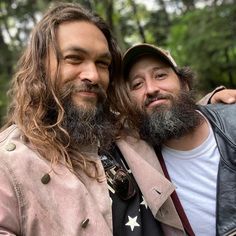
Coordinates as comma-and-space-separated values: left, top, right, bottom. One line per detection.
0, 0, 236, 125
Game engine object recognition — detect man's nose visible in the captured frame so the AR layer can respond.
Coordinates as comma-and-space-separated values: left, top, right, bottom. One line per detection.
145, 78, 160, 95
80, 62, 99, 84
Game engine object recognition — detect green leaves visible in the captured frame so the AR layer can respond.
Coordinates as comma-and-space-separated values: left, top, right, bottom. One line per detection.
168, 3, 236, 91
0, 0, 235, 125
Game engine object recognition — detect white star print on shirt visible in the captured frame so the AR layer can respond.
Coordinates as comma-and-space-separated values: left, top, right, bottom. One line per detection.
125, 216, 140, 231
140, 196, 148, 209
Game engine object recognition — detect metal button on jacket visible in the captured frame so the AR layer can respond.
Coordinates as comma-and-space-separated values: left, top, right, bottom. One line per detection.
5, 143, 16, 151
41, 173, 51, 184
81, 218, 89, 228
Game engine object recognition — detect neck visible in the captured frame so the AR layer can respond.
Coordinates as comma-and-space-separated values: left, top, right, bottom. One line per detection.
164, 116, 209, 151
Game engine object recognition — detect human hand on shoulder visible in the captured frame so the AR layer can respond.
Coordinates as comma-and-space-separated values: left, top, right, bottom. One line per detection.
210, 89, 236, 104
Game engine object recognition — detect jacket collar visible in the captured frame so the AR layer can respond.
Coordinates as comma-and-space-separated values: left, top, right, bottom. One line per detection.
116, 135, 184, 231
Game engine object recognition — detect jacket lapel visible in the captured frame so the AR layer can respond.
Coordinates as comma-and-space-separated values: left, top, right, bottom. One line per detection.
116, 136, 184, 231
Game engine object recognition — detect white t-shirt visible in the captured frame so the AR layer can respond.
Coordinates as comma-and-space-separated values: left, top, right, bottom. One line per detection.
162, 122, 220, 236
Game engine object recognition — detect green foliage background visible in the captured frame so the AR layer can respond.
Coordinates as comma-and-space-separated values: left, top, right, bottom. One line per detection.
0, 0, 236, 125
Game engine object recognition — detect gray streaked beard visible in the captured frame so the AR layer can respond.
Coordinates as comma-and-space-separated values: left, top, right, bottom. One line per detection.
139, 90, 203, 147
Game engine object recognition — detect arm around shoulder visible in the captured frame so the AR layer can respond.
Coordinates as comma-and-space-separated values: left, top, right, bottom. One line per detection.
197, 86, 225, 105
198, 86, 236, 105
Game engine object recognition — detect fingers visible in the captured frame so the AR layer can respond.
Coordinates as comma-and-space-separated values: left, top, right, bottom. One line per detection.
211, 89, 236, 104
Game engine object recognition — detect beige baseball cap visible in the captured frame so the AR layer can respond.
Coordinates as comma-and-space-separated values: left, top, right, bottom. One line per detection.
123, 43, 177, 76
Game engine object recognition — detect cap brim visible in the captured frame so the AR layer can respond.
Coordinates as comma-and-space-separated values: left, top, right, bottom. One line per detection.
123, 43, 177, 76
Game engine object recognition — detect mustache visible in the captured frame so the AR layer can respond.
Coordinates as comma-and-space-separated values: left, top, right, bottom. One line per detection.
144, 93, 173, 107
59, 81, 107, 102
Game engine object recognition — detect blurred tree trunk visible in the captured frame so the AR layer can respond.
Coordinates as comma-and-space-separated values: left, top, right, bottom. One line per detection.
105, 0, 114, 30
0, 30, 13, 76
182, 0, 196, 11
81, 0, 93, 10
170, 0, 195, 13
129, 0, 146, 42
224, 48, 235, 87
157, 0, 170, 25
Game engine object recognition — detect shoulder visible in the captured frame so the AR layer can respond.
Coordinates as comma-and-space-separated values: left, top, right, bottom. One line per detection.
0, 124, 20, 147
199, 103, 236, 120
0, 125, 50, 182
0, 125, 27, 163
0, 125, 37, 163
199, 104, 236, 141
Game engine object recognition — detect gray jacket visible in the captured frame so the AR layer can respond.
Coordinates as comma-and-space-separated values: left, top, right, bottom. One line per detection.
199, 104, 236, 236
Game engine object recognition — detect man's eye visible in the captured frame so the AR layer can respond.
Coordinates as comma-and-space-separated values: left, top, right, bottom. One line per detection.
130, 81, 142, 90
97, 61, 110, 69
154, 73, 167, 79
64, 55, 82, 64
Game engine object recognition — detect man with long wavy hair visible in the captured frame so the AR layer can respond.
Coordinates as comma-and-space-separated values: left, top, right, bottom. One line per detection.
0, 2, 122, 235
0, 2, 235, 236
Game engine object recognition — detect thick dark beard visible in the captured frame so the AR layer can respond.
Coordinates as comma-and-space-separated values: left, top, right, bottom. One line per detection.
139, 90, 203, 147
62, 98, 117, 151
61, 83, 117, 151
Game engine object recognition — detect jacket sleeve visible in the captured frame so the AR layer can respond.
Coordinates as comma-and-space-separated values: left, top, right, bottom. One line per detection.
197, 86, 225, 105
0, 163, 21, 235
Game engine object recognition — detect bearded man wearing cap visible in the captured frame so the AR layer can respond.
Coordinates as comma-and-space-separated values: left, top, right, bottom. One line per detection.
110, 43, 236, 236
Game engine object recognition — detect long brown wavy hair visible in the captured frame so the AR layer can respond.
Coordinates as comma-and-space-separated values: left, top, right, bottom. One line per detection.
3, 2, 122, 177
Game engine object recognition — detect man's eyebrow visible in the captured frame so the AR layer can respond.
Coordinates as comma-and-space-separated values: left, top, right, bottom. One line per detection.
61, 46, 112, 60
98, 52, 112, 61
62, 46, 86, 53
152, 66, 168, 70
128, 66, 169, 81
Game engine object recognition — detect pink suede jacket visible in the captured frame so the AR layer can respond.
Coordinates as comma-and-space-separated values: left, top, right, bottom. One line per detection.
0, 125, 112, 236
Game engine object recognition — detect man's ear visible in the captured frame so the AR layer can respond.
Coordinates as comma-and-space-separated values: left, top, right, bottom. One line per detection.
180, 80, 190, 91
185, 83, 190, 91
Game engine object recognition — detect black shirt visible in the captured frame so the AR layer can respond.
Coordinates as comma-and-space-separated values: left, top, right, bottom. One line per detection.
101, 145, 163, 236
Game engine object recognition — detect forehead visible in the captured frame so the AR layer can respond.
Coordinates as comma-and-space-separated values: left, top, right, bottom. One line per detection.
56, 20, 110, 55
128, 55, 170, 79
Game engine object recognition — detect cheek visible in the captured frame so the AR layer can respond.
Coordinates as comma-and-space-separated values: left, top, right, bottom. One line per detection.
101, 71, 110, 91
58, 64, 84, 88
104, 78, 110, 91
59, 65, 75, 80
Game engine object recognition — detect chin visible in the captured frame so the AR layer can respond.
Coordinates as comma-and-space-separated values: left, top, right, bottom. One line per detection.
147, 103, 169, 114
73, 99, 97, 109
